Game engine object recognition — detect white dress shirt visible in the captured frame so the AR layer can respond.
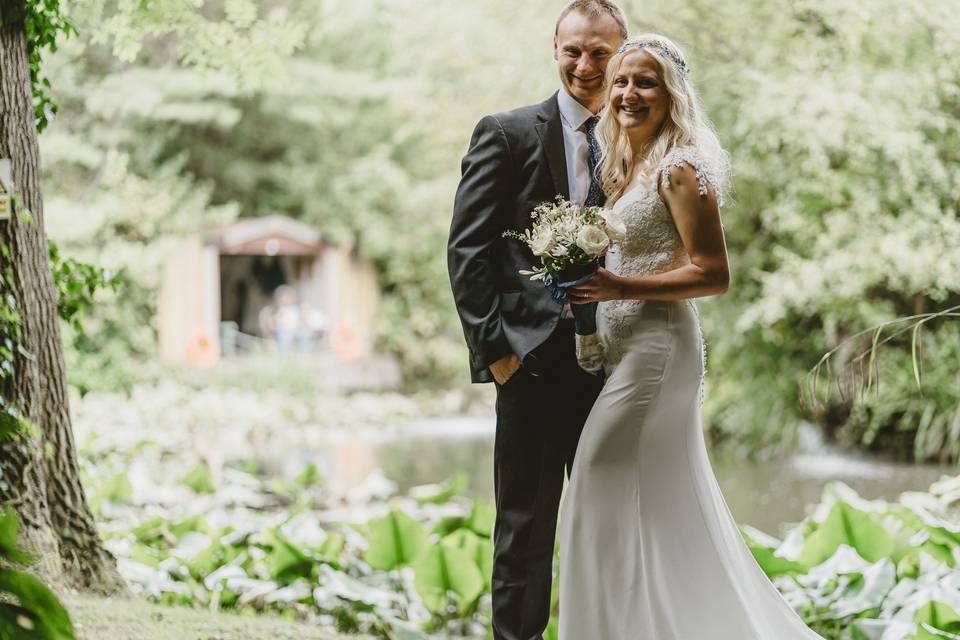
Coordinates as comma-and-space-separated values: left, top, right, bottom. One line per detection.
557, 87, 598, 206
556, 88, 600, 318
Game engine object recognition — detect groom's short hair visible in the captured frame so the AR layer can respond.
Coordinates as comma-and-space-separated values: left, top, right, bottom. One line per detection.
555, 0, 629, 40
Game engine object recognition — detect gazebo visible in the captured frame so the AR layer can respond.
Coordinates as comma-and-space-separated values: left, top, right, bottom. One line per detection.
158, 215, 379, 366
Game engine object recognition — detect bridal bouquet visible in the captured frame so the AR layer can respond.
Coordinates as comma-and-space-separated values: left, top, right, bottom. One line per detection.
503, 197, 626, 337
503, 196, 625, 281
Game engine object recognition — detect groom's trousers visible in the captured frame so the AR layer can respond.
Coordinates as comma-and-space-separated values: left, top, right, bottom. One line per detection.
491, 319, 604, 640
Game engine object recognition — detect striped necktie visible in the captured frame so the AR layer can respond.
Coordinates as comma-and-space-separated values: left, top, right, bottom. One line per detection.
583, 114, 604, 207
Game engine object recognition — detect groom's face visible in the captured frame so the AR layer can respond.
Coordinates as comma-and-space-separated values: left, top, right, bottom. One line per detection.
554, 11, 624, 109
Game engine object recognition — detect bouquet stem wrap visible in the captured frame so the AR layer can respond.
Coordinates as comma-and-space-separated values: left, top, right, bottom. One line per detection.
546, 260, 599, 336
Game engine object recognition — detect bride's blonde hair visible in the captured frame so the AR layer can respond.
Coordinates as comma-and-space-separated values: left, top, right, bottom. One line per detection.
596, 33, 729, 200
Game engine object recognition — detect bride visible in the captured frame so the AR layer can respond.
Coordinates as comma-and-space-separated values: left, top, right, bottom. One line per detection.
559, 34, 824, 639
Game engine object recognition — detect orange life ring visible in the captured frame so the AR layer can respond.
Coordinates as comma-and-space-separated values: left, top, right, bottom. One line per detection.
331, 323, 363, 362
186, 331, 218, 367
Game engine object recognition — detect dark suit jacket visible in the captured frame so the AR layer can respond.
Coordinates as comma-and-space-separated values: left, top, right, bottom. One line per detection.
448, 92, 571, 383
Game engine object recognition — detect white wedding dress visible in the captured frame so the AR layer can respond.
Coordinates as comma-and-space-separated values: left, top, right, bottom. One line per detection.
558, 148, 823, 639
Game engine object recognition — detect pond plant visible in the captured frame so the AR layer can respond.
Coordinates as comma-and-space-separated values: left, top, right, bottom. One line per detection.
56, 381, 960, 639
98, 464, 960, 639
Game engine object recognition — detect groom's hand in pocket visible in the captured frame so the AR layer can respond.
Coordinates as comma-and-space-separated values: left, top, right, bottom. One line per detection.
490, 353, 522, 385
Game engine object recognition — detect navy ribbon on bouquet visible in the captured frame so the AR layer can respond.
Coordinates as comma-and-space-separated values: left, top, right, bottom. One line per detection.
544, 260, 600, 335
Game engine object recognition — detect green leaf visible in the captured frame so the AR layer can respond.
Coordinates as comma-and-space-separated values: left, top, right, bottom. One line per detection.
315, 533, 345, 565
911, 321, 924, 389
93, 473, 133, 505
919, 541, 956, 567
545, 615, 560, 640
130, 543, 162, 568
186, 534, 240, 579
441, 529, 481, 557
0, 569, 75, 639
293, 463, 324, 488
411, 472, 467, 504
745, 541, 806, 577
0, 508, 35, 565
412, 544, 485, 614
262, 529, 312, 580
796, 502, 896, 568
466, 501, 496, 538
129, 517, 168, 546
0, 602, 50, 640
477, 538, 494, 591
0, 413, 21, 442
182, 462, 217, 494
912, 601, 960, 639
866, 327, 882, 396
890, 506, 960, 568
169, 516, 207, 539
431, 516, 466, 537
441, 528, 493, 589
830, 559, 897, 619
363, 509, 427, 571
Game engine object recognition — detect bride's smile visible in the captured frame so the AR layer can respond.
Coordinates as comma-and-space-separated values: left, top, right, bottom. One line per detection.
610, 48, 670, 142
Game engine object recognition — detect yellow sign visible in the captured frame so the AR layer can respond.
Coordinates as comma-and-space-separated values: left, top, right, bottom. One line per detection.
0, 159, 10, 221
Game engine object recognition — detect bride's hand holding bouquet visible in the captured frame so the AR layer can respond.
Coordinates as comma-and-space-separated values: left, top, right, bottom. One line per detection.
503, 196, 625, 336
566, 266, 625, 304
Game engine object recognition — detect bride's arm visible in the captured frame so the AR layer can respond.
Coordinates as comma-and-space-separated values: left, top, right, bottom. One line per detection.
569, 162, 729, 303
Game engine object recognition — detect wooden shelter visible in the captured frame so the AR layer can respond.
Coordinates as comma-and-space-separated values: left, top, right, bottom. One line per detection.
158, 215, 378, 366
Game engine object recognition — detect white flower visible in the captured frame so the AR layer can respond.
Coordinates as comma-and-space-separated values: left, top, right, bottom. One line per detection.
530, 228, 556, 256
575, 225, 609, 256
601, 211, 627, 241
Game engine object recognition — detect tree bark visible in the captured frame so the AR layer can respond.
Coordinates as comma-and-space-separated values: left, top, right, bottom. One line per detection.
0, 0, 126, 594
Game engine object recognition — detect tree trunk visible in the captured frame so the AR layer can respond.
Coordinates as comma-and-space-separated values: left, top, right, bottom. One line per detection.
0, 0, 126, 594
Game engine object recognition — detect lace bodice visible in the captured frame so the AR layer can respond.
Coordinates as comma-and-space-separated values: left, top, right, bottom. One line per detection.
592, 147, 723, 370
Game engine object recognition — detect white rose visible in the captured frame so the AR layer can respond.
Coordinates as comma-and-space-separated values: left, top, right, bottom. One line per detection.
575, 225, 609, 256
601, 211, 627, 241
530, 228, 556, 256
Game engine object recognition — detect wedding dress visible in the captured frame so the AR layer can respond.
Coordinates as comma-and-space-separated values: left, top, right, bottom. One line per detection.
558, 148, 823, 639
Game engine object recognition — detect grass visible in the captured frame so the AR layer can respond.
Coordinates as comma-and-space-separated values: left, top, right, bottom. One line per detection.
67, 595, 358, 640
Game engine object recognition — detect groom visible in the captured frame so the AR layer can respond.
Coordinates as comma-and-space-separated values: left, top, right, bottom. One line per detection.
447, 2, 627, 638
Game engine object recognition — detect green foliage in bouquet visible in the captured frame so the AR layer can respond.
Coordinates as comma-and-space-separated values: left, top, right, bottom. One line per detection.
502, 196, 618, 280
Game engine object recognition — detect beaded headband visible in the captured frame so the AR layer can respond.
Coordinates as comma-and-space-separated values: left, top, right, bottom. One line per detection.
617, 38, 689, 77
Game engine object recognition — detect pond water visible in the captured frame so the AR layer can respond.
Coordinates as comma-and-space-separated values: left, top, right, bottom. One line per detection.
306, 416, 956, 535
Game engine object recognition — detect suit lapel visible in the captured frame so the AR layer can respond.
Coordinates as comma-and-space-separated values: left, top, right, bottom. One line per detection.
534, 92, 570, 200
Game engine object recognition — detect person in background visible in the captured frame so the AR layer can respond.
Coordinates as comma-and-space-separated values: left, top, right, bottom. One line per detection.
260, 285, 312, 353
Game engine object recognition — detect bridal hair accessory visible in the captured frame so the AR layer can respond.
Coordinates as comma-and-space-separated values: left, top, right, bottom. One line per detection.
617, 38, 689, 77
